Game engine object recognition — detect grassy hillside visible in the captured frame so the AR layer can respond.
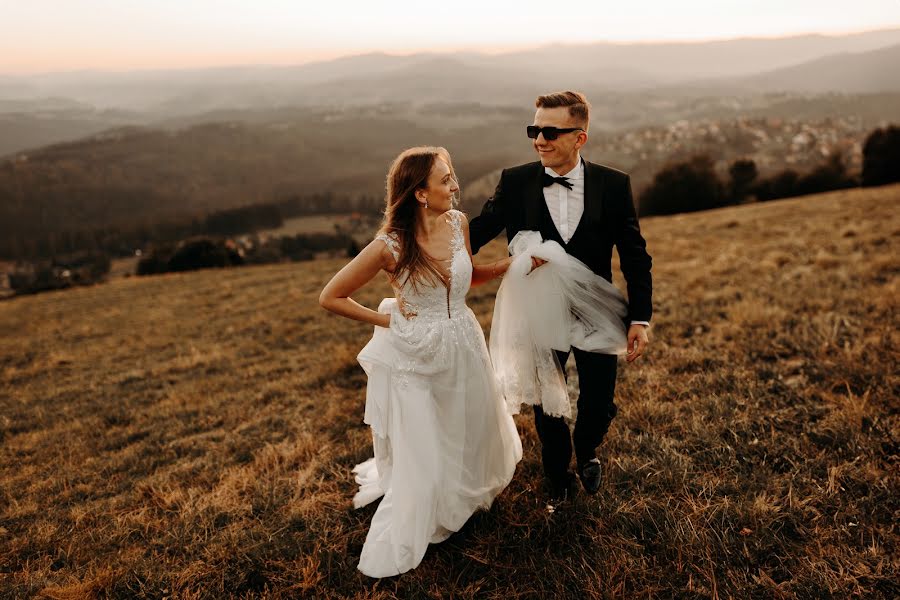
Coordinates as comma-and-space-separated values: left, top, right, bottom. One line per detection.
1, 185, 898, 598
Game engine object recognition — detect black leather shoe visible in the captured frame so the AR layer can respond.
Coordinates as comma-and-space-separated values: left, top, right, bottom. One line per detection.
545, 471, 575, 503
577, 458, 602, 494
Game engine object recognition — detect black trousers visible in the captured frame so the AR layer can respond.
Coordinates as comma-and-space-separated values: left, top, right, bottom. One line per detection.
532, 349, 618, 484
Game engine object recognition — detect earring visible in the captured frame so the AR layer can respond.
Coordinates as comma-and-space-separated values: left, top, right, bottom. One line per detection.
424, 198, 429, 209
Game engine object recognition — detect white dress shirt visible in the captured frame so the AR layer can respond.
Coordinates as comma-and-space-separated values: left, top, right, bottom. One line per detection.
543, 160, 584, 245
543, 156, 650, 329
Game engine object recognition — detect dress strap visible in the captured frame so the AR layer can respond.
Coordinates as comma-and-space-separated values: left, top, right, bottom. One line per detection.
375, 231, 400, 261
446, 210, 465, 255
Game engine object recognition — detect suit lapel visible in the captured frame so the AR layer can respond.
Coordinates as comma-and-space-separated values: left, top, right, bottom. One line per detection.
523, 163, 545, 230
582, 160, 605, 225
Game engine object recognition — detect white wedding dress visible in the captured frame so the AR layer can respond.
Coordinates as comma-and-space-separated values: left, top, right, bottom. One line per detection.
352, 209, 522, 578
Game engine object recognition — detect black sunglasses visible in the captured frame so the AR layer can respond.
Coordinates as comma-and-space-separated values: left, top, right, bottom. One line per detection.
526, 125, 584, 141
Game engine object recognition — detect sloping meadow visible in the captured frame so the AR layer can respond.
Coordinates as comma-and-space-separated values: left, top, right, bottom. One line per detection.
1, 185, 897, 599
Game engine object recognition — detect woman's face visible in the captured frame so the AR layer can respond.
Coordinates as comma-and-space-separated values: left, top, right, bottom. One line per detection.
419, 158, 459, 212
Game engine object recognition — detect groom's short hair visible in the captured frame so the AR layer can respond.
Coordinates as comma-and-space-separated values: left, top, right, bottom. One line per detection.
535, 91, 590, 130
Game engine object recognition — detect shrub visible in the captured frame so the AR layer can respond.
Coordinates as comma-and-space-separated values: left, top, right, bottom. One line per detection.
794, 153, 857, 196
167, 238, 243, 272
862, 124, 900, 187
9, 252, 111, 295
754, 169, 800, 201
727, 159, 758, 204
136, 245, 175, 275
137, 238, 242, 275
639, 155, 725, 217
755, 154, 856, 202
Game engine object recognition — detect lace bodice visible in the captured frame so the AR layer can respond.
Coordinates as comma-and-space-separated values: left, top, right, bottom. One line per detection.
375, 209, 471, 320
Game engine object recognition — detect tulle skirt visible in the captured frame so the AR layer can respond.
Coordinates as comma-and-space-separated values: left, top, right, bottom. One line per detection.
352, 299, 522, 578
490, 231, 629, 418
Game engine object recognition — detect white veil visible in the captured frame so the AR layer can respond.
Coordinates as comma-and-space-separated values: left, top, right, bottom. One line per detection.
489, 231, 629, 418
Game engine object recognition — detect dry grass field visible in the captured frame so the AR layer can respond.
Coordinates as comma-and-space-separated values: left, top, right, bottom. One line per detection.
2, 185, 898, 599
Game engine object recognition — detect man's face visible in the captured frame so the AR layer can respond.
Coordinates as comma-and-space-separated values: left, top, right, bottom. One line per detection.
532, 106, 587, 172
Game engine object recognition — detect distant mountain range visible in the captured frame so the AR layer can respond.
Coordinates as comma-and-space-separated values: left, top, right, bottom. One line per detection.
3, 28, 900, 114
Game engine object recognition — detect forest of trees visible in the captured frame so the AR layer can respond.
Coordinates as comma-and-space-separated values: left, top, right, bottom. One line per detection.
0, 195, 380, 261
135, 231, 359, 277
2, 201, 367, 294
638, 124, 899, 217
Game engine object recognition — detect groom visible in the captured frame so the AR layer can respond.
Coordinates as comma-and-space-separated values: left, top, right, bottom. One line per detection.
470, 90, 652, 501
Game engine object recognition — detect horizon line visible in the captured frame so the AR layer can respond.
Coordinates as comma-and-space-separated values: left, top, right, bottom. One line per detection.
3, 24, 900, 77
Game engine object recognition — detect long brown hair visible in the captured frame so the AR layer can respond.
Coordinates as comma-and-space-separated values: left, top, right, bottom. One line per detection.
380, 146, 456, 290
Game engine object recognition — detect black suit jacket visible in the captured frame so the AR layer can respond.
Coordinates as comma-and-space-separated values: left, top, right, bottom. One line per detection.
469, 160, 653, 324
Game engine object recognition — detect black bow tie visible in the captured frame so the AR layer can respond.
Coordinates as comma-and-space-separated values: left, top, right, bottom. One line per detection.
542, 172, 573, 190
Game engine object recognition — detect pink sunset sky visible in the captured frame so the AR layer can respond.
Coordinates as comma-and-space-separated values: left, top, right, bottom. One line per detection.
3, 0, 900, 74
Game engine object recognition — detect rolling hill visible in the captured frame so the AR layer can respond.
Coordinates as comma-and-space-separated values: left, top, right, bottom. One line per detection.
738, 42, 900, 93
5, 91, 900, 245
0, 110, 532, 237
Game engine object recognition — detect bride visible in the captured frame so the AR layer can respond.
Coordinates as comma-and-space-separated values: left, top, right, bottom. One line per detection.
319, 146, 528, 578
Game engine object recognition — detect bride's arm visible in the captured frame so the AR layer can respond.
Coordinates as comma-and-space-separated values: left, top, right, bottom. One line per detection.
461, 215, 513, 286
319, 239, 394, 327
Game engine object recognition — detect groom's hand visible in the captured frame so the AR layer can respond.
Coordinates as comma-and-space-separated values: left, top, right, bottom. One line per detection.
626, 324, 650, 363
527, 256, 547, 274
